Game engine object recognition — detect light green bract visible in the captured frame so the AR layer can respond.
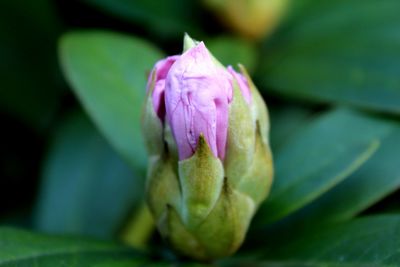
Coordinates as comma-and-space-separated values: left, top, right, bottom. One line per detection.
142, 35, 273, 260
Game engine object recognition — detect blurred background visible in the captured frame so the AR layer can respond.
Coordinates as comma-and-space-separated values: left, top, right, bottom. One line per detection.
1, 0, 399, 252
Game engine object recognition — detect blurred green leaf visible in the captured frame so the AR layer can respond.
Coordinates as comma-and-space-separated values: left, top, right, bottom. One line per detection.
255, 108, 393, 225
3, 224, 397, 267
59, 31, 164, 171
249, 116, 400, 248
0, 0, 61, 130
207, 36, 258, 73
289, 124, 400, 225
257, 0, 400, 114
35, 111, 143, 238
269, 105, 314, 153
223, 260, 377, 267
91, 260, 150, 267
258, 215, 400, 266
0, 227, 144, 266
0, 228, 213, 266
81, 0, 204, 39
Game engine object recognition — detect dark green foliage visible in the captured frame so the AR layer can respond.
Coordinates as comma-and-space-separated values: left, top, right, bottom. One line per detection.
256, 0, 400, 114
34, 111, 144, 238
0, 227, 145, 267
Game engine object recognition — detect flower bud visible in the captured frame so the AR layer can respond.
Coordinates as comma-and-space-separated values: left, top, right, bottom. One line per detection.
142, 34, 273, 260
204, 0, 289, 40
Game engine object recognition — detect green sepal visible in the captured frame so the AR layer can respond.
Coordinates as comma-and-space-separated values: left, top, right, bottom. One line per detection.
183, 34, 225, 69
164, 179, 256, 260
178, 135, 224, 230
239, 64, 270, 146
237, 123, 274, 205
164, 206, 208, 260
146, 153, 181, 227
193, 178, 256, 259
141, 70, 164, 157
183, 33, 200, 52
163, 123, 179, 168
224, 73, 256, 187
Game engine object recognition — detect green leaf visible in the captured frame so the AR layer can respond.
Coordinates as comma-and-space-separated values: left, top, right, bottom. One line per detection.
34, 111, 143, 239
222, 260, 376, 267
0, 227, 144, 267
59, 31, 164, 171
249, 118, 400, 248
81, 0, 204, 39
0, 228, 212, 266
258, 215, 400, 266
288, 123, 400, 225
257, 0, 400, 114
269, 105, 314, 153
206, 36, 258, 73
255, 108, 393, 225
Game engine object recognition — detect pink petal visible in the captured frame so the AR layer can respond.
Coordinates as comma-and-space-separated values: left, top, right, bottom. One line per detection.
165, 42, 232, 160
147, 56, 179, 120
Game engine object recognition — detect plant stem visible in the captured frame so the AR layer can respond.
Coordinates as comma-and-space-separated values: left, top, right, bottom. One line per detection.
120, 202, 154, 250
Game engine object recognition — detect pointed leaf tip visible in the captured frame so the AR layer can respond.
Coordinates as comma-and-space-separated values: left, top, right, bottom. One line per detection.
183, 33, 200, 52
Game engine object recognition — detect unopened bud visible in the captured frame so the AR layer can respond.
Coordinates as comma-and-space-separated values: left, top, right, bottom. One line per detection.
142, 34, 273, 260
